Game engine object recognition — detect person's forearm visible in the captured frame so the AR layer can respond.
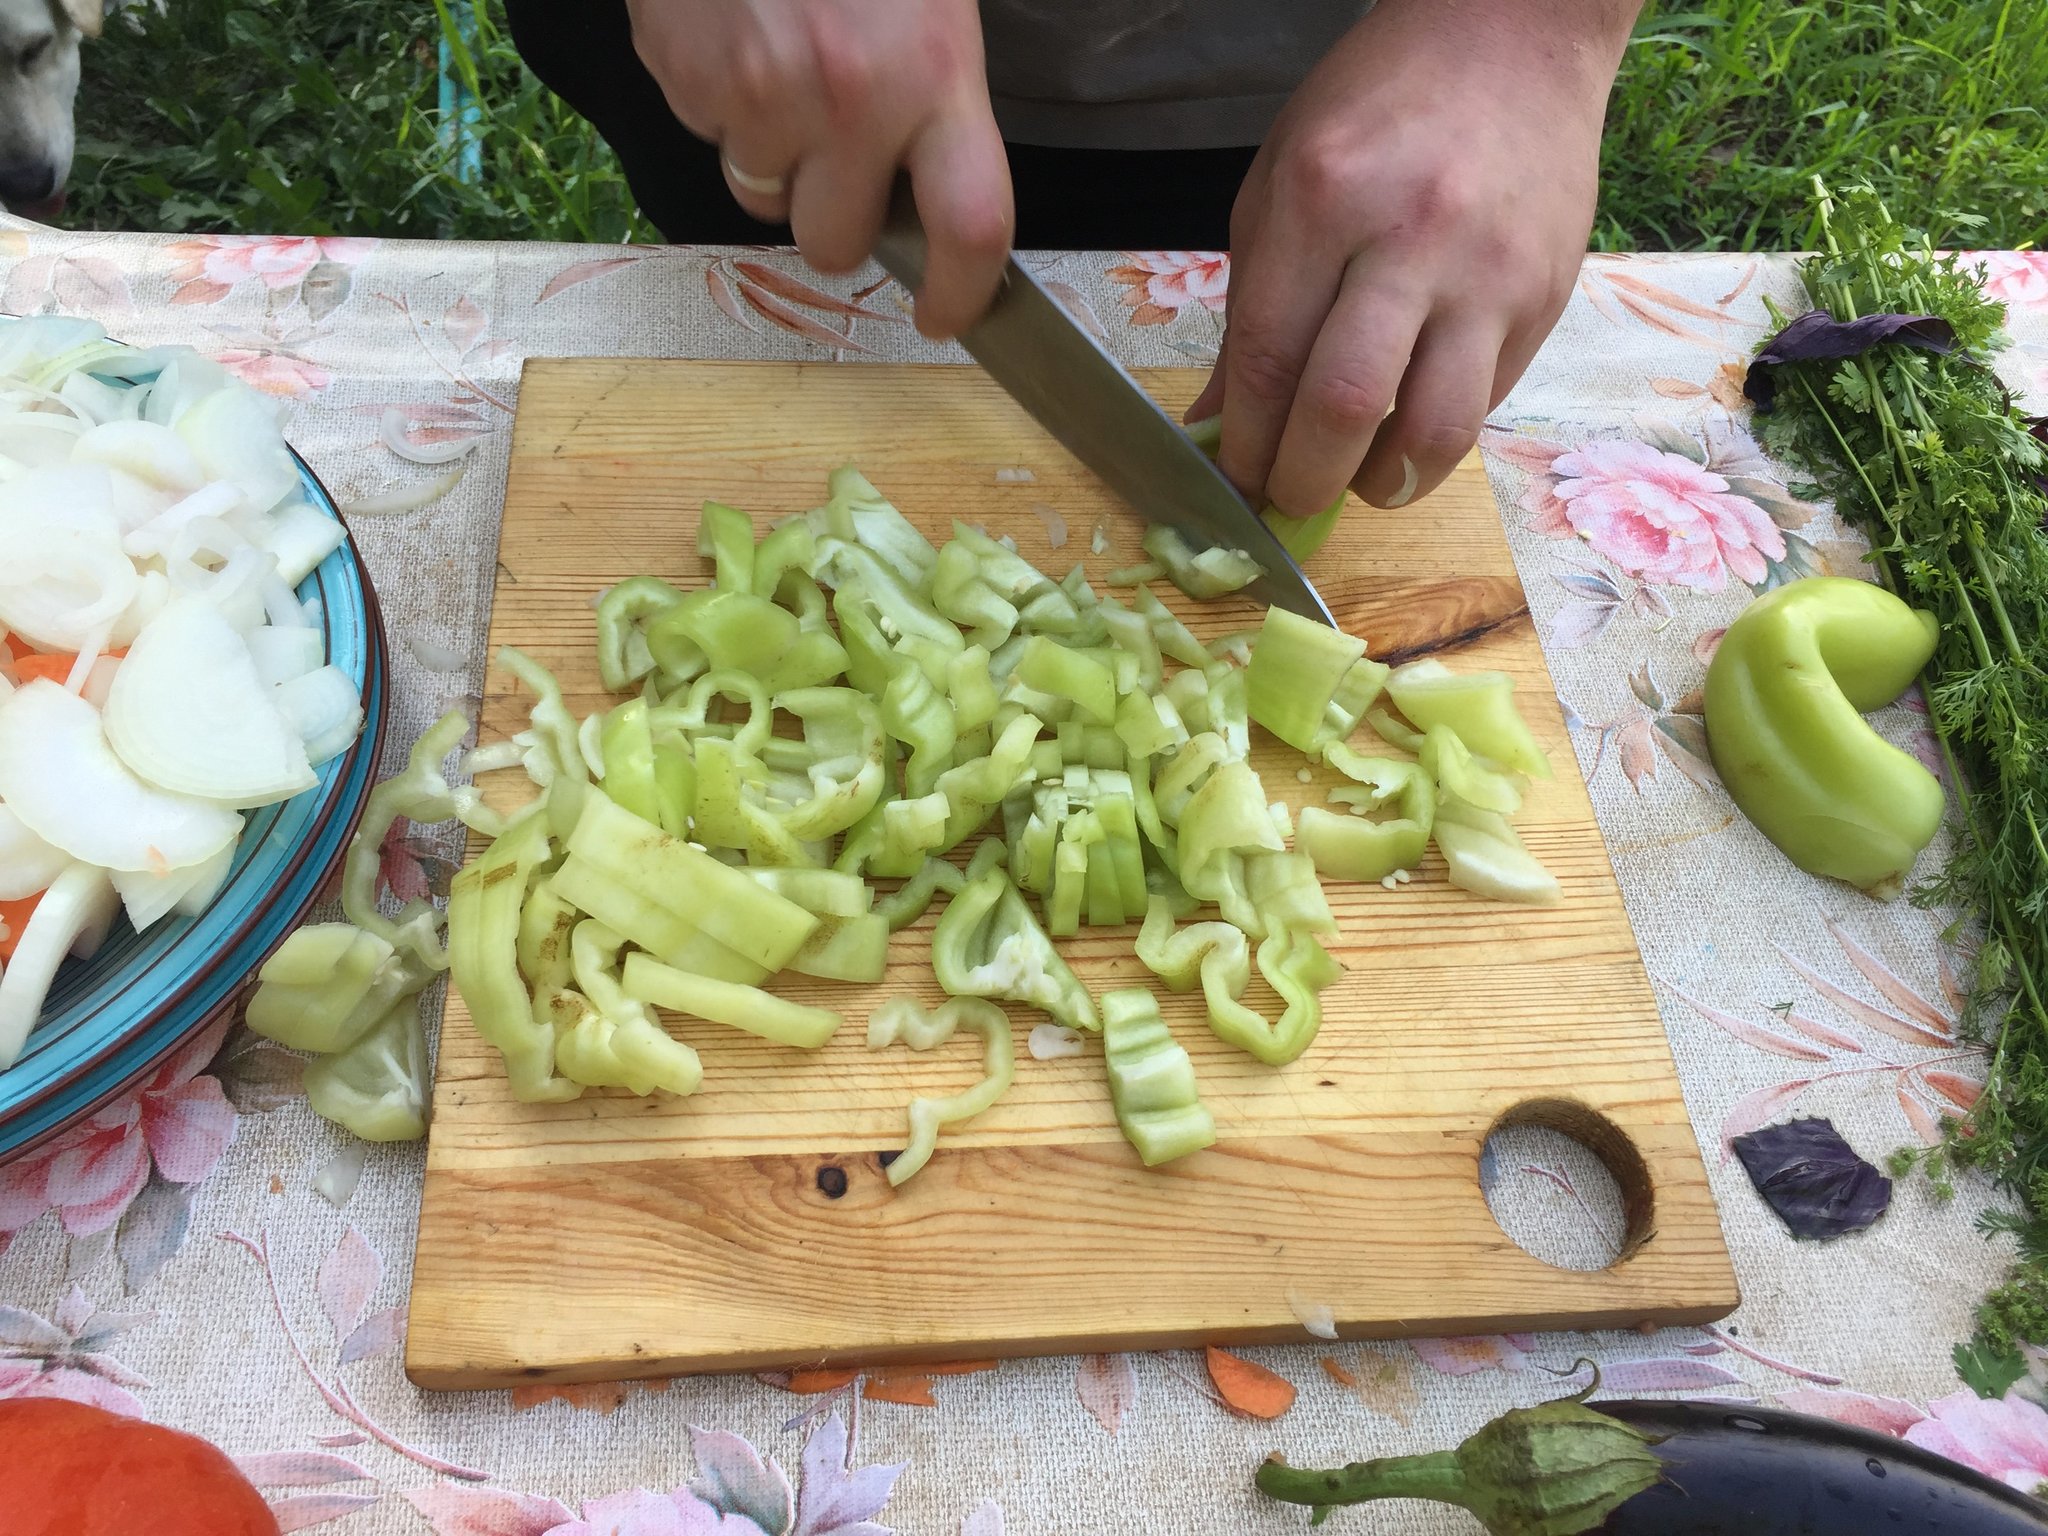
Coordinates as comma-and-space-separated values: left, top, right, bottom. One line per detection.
1362, 0, 1641, 104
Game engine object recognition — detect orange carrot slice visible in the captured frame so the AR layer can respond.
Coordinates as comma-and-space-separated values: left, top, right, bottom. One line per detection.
1205, 1345, 1297, 1420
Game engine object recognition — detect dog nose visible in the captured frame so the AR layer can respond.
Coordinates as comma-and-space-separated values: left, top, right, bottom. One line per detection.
0, 162, 58, 210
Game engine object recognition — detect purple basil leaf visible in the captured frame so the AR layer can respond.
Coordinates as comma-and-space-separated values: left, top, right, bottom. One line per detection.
1729, 1117, 1892, 1239
1745, 309, 1957, 410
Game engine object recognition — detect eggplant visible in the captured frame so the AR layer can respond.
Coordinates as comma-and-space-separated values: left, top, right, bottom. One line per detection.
1597, 1399, 2048, 1534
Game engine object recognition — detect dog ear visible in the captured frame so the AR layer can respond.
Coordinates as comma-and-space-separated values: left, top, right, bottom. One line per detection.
57, 0, 104, 39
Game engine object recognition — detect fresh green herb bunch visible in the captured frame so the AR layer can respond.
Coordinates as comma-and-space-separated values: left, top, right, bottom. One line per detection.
1754, 181, 2048, 1366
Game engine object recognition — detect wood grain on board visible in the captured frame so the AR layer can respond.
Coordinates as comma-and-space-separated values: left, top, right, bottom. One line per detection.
406, 358, 1735, 1390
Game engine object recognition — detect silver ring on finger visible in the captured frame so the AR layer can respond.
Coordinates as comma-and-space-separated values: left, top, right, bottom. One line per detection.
723, 154, 788, 197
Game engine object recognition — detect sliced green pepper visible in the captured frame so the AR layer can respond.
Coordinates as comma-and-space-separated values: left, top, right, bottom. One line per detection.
882, 660, 958, 796
1434, 795, 1561, 906
597, 698, 660, 823
244, 922, 410, 1056
303, 999, 430, 1141
448, 807, 581, 1102
1184, 414, 1345, 566
865, 996, 1015, 1186
1101, 986, 1215, 1166
1245, 606, 1389, 754
621, 952, 842, 1048
1176, 757, 1285, 934
1141, 525, 1262, 600
787, 912, 891, 982
1418, 724, 1523, 815
872, 857, 968, 930
1384, 660, 1551, 779
698, 499, 757, 593
1299, 751, 1434, 883
516, 877, 580, 992
595, 575, 685, 693
805, 465, 938, 587
932, 865, 1098, 1031
552, 920, 705, 1096
566, 792, 818, 970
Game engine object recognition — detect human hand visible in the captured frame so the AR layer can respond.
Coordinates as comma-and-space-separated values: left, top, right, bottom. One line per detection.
1189, 0, 1638, 514
624, 0, 1012, 337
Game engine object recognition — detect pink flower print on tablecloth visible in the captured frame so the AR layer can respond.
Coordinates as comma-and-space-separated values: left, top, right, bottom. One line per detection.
1549, 438, 1787, 591
166, 235, 376, 305
1905, 1389, 2048, 1495
0, 1021, 234, 1254
1975, 252, 2048, 310
1106, 251, 1228, 325
214, 347, 332, 399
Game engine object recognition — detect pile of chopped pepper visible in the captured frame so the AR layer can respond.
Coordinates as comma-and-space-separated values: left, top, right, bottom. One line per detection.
248, 468, 1559, 1174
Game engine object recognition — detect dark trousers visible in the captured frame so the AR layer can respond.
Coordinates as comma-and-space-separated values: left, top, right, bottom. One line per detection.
503, 0, 1255, 250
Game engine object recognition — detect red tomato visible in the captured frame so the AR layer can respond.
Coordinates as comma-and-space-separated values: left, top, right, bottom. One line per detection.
0, 1399, 280, 1536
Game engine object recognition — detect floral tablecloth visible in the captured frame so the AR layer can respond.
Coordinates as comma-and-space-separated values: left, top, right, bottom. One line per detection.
3, 221, 2047, 1536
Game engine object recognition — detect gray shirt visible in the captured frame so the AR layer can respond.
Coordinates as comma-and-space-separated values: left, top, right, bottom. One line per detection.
982, 1, 1372, 150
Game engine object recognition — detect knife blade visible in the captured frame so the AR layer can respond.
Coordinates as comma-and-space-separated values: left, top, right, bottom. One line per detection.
871, 181, 1335, 627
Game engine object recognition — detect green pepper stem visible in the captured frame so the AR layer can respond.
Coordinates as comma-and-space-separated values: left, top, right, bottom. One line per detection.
1256, 1451, 1470, 1514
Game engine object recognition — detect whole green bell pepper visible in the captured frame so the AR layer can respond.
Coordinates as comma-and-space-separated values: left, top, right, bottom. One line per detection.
1704, 575, 1943, 898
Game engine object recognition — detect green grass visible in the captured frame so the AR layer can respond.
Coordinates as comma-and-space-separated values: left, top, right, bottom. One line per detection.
69, 0, 650, 243
60, 0, 2048, 252
1598, 0, 2048, 251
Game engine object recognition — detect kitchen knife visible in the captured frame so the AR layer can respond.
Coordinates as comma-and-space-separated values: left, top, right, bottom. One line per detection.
871, 180, 1336, 627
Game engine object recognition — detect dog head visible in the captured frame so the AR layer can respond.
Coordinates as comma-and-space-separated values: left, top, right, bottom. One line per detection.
0, 0, 99, 219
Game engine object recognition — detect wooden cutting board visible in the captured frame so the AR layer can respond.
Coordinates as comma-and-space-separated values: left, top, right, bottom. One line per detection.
405, 358, 1735, 1390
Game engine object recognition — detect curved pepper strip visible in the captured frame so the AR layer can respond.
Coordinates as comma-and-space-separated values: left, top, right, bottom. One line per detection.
663, 669, 773, 757
245, 923, 413, 1056
805, 465, 939, 587
1253, 924, 1343, 1064
1703, 576, 1942, 898
597, 699, 660, 823
448, 806, 581, 1103
931, 713, 1042, 851
751, 520, 816, 598
516, 878, 579, 992
1102, 986, 1215, 1166
1176, 758, 1285, 935
647, 589, 848, 695
340, 708, 498, 977
775, 687, 887, 841
864, 995, 1015, 1187
1134, 894, 1264, 1042
947, 646, 999, 736
1417, 725, 1523, 816
872, 858, 967, 930
551, 920, 704, 1097
1298, 751, 1434, 883
499, 645, 590, 813
813, 541, 962, 654
1244, 605, 1389, 754
1141, 524, 1261, 600
882, 661, 958, 796
1433, 796, 1562, 906
1384, 659, 1552, 779
931, 865, 1098, 1032
698, 500, 756, 592
594, 576, 685, 693
303, 999, 430, 1141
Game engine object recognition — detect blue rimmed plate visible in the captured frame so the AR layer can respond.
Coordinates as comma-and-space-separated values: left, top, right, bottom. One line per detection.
0, 450, 388, 1162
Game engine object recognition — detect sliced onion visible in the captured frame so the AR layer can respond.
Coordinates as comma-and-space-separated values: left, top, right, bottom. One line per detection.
246, 624, 324, 685
105, 597, 317, 806
0, 413, 86, 470
175, 385, 297, 514
261, 572, 311, 630
380, 406, 479, 466
341, 462, 465, 519
0, 862, 118, 1067
0, 682, 242, 872
124, 480, 243, 560
0, 522, 139, 650
405, 633, 463, 672
58, 372, 127, 426
78, 655, 119, 708
0, 804, 68, 899
0, 463, 119, 537
173, 841, 234, 915
275, 665, 364, 767
73, 419, 206, 496
140, 353, 233, 428
111, 839, 232, 931
261, 500, 345, 585
110, 569, 170, 647
0, 316, 109, 382
166, 537, 273, 633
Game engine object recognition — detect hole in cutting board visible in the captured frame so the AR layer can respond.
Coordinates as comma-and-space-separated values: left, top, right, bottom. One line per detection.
1481, 1100, 1653, 1272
